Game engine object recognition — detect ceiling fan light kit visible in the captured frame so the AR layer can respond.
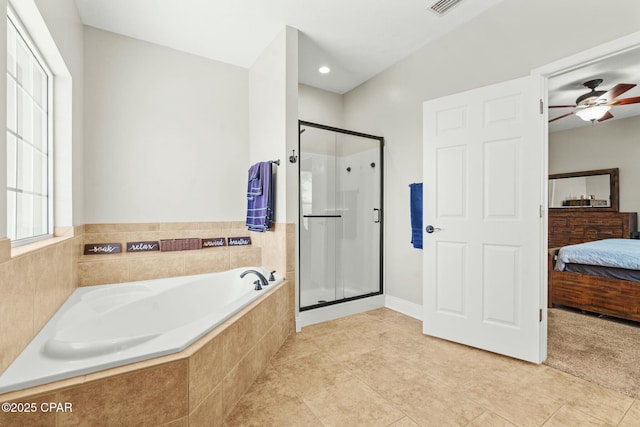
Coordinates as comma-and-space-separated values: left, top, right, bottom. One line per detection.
549, 79, 639, 124
575, 105, 612, 122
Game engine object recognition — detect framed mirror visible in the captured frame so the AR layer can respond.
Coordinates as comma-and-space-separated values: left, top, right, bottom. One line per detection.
549, 168, 619, 212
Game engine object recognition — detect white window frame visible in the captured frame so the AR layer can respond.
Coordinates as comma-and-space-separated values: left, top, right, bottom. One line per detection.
6, 6, 54, 246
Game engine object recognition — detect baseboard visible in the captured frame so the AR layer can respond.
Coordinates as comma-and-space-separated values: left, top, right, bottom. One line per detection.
384, 295, 423, 321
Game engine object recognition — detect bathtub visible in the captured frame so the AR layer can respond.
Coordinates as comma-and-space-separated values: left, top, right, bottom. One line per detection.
0, 267, 283, 393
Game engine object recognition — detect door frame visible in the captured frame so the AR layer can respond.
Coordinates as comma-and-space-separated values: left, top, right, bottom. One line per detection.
531, 30, 640, 358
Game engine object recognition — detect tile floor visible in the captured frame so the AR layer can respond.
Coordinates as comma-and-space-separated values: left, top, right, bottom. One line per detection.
225, 308, 640, 426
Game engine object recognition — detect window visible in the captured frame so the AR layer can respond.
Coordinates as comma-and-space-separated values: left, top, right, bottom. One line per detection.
6, 10, 52, 245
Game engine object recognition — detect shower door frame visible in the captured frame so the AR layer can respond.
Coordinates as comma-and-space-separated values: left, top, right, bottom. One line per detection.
298, 120, 384, 312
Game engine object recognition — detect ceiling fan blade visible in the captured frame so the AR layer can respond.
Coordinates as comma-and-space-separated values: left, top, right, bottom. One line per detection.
597, 83, 636, 102
549, 105, 577, 108
608, 96, 640, 106
597, 111, 614, 122
549, 111, 574, 123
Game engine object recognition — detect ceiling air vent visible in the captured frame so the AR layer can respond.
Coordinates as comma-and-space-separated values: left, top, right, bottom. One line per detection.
429, 0, 463, 15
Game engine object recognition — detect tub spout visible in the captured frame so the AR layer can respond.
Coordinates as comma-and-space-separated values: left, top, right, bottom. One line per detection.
240, 270, 268, 290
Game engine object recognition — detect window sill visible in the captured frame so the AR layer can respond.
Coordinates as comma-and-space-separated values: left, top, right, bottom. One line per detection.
9, 227, 76, 259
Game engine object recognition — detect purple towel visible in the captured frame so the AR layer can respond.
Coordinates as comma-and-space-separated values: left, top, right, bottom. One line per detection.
246, 162, 273, 232
247, 163, 262, 197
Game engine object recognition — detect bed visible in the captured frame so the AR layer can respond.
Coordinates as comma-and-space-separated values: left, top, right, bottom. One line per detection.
548, 210, 640, 322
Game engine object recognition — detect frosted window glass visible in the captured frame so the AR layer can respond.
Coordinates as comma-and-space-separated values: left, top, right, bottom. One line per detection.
7, 77, 16, 131
32, 64, 44, 107
33, 106, 42, 150
19, 88, 33, 143
7, 191, 16, 240
7, 13, 52, 243
33, 151, 43, 194
7, 133, 16, 187
7, 19, 15, 76
33, 195, 46, 236
17, 192, 34, 240
16, 37, 32, 90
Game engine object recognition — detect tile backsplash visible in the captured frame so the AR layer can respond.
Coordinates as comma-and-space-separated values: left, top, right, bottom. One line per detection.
79, 221, 294, 286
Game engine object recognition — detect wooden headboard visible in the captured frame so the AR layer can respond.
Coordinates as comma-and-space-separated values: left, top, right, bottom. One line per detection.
548, 210, 638, 248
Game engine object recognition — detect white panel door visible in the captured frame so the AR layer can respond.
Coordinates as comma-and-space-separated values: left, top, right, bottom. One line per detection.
423, 76, 545, 363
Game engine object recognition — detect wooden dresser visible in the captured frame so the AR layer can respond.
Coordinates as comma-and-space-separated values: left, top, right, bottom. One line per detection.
548, 210, 638, 248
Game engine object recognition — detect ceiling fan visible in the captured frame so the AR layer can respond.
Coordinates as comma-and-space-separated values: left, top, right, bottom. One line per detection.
549, 79, 640, 123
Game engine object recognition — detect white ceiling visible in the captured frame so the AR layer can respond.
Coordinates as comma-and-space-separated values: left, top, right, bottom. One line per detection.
548, 46, 640, 133
74, 0, 640, 126
74, 0, 505, 94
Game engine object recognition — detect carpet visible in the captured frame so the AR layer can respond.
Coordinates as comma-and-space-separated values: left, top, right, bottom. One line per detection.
545, 308, 640, 399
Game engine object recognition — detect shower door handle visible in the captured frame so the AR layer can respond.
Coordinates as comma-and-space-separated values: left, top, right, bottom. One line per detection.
373, 208, 382, 223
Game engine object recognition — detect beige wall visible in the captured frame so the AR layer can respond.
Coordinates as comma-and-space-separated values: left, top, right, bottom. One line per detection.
341, 0, 640, 306
298, 84, 344, 128
249, 26, 299, 224
549, 115, 640, 214
83, 27, 250, 223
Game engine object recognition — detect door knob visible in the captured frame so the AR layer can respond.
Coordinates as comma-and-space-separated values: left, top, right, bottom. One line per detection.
425, 225, 442, 233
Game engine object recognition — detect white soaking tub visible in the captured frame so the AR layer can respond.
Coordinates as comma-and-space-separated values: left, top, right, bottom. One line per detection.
0, 267, 283, 393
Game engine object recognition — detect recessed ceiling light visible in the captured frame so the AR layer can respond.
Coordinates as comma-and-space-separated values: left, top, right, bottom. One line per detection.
318, 66, 331, 74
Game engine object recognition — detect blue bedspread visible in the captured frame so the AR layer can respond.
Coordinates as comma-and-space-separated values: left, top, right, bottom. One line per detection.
555, 238, 640, 271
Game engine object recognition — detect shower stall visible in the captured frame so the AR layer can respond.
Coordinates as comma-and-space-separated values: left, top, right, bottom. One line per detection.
298, 121, 383, 311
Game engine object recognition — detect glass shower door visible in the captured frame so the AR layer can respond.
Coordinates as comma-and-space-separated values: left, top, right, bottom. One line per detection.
299, 121, 383, 311
299, 126, 344, 307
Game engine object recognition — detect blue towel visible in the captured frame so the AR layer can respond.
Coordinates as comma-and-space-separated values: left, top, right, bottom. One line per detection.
409, 183, 423, 249
246, 162, 274, 232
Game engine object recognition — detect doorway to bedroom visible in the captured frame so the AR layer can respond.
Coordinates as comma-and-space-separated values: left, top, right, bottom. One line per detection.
540, 33, 640, 399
